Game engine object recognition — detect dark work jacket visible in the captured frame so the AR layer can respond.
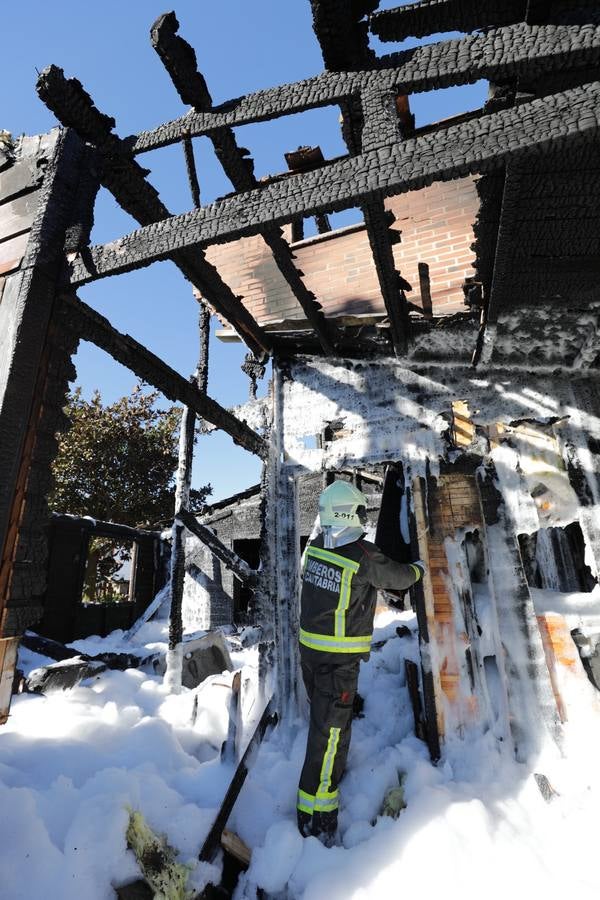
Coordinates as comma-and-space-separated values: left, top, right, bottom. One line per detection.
299, 532, 421, 664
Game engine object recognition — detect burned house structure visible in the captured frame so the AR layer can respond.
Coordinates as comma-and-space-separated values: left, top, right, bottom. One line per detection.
2, 0, 600, 779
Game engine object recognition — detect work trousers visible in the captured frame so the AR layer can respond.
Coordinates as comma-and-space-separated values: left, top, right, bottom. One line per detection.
297, 652, 361, 819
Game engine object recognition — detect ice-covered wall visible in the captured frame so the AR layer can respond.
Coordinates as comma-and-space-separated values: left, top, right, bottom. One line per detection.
182, 536, 232, 632
283, 357, 600, 473
276, 355, 600, 756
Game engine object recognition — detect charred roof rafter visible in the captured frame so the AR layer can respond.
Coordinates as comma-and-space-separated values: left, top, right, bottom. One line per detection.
370, 0, 600, 42
370, 0, 529, 41
36, 65, 272, 361
311, 0, 412, 355
150, 11, 338, 355
65, 294, 268, 459
129, 23, 600, 154
65, 82, 600, 289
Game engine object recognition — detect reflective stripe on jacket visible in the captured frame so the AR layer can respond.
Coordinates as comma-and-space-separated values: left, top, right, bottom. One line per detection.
299, 533, 421, 661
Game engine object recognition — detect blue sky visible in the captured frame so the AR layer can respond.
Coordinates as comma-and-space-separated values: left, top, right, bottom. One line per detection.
2, 1, 486, 501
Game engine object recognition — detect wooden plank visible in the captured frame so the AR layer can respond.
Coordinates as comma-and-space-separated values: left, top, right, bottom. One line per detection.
0, 231, 29, 276
0, 636, 20, 724
411, 477, 443, 755
221, 830, 251, 868
0, 193, 38, 243
199, 700, 276, 863
0, 159, 43, 204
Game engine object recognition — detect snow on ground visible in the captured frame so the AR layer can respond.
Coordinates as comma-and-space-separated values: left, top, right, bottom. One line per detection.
2, 608, 600, 899
232, 609, 600, 900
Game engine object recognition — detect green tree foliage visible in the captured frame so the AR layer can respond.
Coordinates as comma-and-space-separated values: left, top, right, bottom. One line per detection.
50, 385, 211, 601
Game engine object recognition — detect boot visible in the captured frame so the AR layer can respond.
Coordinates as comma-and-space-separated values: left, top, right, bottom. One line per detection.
312, 809, 338, 846
297, 809, 313, 838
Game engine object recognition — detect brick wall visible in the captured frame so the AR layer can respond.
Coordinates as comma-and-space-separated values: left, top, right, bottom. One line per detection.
205, 177, 478, 324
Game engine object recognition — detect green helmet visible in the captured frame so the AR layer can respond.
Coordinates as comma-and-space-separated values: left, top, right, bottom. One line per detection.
319, 480, 368, 529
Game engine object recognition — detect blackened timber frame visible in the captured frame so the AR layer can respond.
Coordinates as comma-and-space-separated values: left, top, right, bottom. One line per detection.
150, 12, 338, 355
65, 82, 600, 288
65, 295, 268, 460
177, 508, 259, 587
129, 24, 600, 153
37, 66, 272, 362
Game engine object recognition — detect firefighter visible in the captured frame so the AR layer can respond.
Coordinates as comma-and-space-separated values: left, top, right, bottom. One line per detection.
297, 479, 425, 842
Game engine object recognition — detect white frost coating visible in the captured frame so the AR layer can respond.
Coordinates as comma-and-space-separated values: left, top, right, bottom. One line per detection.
491, 443, 540, 535
283, 359, 589, 481
531, 585, 600, 632
164, 644, 184, 695
283, 358, 450, 474
441, 535, 475, 734
399, 492, 410, 544
484, 521, 561, 758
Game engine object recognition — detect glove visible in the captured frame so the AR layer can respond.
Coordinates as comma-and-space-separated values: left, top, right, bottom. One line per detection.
411, 560, 426, 580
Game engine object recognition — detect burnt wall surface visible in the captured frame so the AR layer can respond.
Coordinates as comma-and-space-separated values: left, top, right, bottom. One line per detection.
0, 129, 85, 636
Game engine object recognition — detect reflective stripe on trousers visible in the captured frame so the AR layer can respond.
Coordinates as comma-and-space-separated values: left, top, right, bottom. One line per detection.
297, 726, 341, 814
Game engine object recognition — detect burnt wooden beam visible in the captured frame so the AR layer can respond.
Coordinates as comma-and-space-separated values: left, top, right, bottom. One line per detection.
177, 507, 259, 585
36, 66, 272, 361
199, 700, 277, 863
370, 0, 526, 42
150, 12, 337, 355
182, 135, 201, 208
418, 262, 433, 318
65, 294, 268, 459
311, 0, 417, 356
354, 85, 411, 356
130, 24, 600, 153
50, 513, 161, 543
68, 88, 600, 294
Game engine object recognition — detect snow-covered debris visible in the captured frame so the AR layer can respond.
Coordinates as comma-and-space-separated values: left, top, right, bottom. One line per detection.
3, 608, 600, 899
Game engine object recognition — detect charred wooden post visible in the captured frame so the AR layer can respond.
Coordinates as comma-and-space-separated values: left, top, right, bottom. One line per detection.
177, 509, 259, 587
166, 141, 211, 692
314, 213, 331, 234
150, 11, 338, 355
241, 353, 266, 401
181, 135, 201, 208
261, 365, 302, 719
0, 130, 86, 724
36, 65, 272, 361
418, 262, 433, 319
165, 402, 196, 693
